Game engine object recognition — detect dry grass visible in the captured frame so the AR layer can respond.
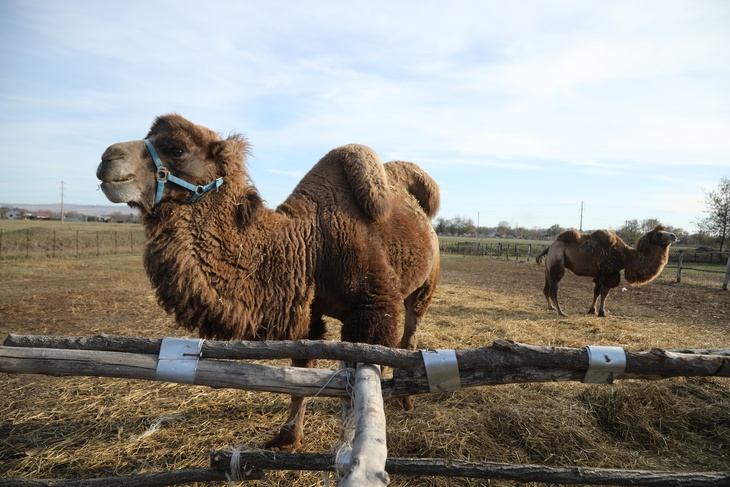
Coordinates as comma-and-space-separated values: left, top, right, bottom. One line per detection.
1, 253, 728, 486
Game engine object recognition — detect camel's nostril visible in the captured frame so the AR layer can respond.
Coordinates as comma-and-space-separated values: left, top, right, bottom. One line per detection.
101, 145, 127, 162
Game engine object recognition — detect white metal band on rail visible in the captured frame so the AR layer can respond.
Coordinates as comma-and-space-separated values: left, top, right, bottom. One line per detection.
421, 349, 462, 393
584, 346, 627, 384
155, 337, 204, 384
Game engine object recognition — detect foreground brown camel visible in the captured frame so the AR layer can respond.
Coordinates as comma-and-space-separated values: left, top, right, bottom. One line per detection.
96, 114, 440, 451
536, 226, 676, 317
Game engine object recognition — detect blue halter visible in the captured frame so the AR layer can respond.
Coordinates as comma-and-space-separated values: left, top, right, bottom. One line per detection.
145, 139, 224, 216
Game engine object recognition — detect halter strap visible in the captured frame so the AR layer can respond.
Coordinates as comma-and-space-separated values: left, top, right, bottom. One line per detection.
145, 139, 224, 217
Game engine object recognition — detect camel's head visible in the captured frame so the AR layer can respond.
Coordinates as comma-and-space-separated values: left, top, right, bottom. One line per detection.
637, 225, 677, 252
96, 114, 250, 216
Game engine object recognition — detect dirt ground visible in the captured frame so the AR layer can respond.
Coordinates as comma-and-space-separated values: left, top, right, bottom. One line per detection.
0, 254, 728, 486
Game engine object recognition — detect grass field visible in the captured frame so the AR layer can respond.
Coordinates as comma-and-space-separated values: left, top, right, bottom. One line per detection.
0, 251, 727, 486
0, 220, 145, 259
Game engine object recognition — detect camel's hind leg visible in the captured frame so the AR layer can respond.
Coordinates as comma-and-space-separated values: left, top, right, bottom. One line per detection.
398, 260, 440, 410
265, 316, 326, 452
588, 280, 601, 315
542, 267, 555, 311
546, 262, 567, 316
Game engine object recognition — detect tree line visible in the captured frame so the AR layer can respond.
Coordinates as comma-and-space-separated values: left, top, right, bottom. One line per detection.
436, 176, 730, 251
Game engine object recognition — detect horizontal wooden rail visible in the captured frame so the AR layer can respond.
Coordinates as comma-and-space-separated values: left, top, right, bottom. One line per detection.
1, 335, 728, 400
209, 450, 730, 486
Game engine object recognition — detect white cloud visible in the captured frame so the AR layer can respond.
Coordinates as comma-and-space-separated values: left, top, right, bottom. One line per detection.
0, 0, 727, 232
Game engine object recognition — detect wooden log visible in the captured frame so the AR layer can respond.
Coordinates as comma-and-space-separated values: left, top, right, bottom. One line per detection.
209, 451, 730, 486
339, 364, 389, 486
2, 337, 728, 401
0, 347, 352, 397
3, 334, 423, 371
5, 334, 729, 378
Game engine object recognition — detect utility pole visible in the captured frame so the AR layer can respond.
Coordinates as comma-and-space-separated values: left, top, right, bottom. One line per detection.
579, 201, 583, 232
60, 181, 65, 224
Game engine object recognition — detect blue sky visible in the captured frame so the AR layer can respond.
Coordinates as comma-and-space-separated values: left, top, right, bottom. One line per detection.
1, 0, 728, 232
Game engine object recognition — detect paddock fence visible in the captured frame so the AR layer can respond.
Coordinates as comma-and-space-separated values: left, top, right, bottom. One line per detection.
0, 227, 145, 260
1, 334, 729, 486
667, 250, 730, 290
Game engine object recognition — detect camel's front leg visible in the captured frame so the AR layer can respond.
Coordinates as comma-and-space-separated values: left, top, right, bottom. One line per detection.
597, 288, 612, 317
593, 273, 619, 317
264, 358, 316, 452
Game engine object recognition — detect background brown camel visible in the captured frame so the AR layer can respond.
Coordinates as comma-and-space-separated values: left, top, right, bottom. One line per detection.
96, 114, 440, 452
536, 226, 676, 317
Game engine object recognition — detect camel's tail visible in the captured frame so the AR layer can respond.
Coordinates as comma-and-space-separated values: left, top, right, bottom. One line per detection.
384, 161, 440, 218
535, 247, 549, 265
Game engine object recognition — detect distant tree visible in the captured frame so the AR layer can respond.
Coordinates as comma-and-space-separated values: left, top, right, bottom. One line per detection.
617, 219, 642, 245
433, 216, 474, 236
496, 220, 511, 237
434, 217, 447, 235
640, 218, 662, 232
696, 176, 730, 252
457, 216, 475, 235
546, 224, 564, 238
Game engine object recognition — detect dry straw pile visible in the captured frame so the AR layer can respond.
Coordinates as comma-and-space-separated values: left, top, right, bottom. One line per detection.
1, 253, 728, 486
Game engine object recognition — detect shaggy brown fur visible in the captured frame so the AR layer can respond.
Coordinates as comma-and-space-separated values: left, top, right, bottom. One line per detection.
535, 226, 676, 317
97, 114, 440, 451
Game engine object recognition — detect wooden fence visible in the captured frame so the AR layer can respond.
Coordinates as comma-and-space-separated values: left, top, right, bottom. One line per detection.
439, 241, 546, 260
669, 250, 730, 290
1, 334, 729, 486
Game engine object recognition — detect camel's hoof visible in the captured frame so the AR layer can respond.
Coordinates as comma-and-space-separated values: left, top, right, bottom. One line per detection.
400, 395, 415, 411
264, 429, 301, 453
388, 396, 415, 410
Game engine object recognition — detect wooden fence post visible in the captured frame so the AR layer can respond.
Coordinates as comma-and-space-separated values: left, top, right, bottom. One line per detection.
723, 252, 730, 291
676, 250, 684, 283
339, 363, 389, 486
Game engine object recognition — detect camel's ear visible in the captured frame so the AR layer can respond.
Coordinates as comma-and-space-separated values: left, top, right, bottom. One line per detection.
209, 140, 234, 162
209, 136, 249, 167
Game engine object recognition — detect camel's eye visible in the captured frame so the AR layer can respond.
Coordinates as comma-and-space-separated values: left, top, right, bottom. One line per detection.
171, 148, 184, 158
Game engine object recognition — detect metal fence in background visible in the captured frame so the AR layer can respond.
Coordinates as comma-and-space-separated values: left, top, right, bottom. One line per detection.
0, 227, 146, 260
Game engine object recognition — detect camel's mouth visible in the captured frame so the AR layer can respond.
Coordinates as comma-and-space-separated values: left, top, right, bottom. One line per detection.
100, 175, 135, 185
98, 176, 141, 204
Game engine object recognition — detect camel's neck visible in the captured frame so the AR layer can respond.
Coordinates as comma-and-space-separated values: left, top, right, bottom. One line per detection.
140, 186, 314, 342
623, 245, 670, 285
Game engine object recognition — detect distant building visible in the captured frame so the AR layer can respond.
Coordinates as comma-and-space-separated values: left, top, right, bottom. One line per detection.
6, 208, 23, 220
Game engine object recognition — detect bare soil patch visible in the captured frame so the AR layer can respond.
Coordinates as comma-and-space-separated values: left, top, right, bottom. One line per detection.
1, 254, 728, 486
